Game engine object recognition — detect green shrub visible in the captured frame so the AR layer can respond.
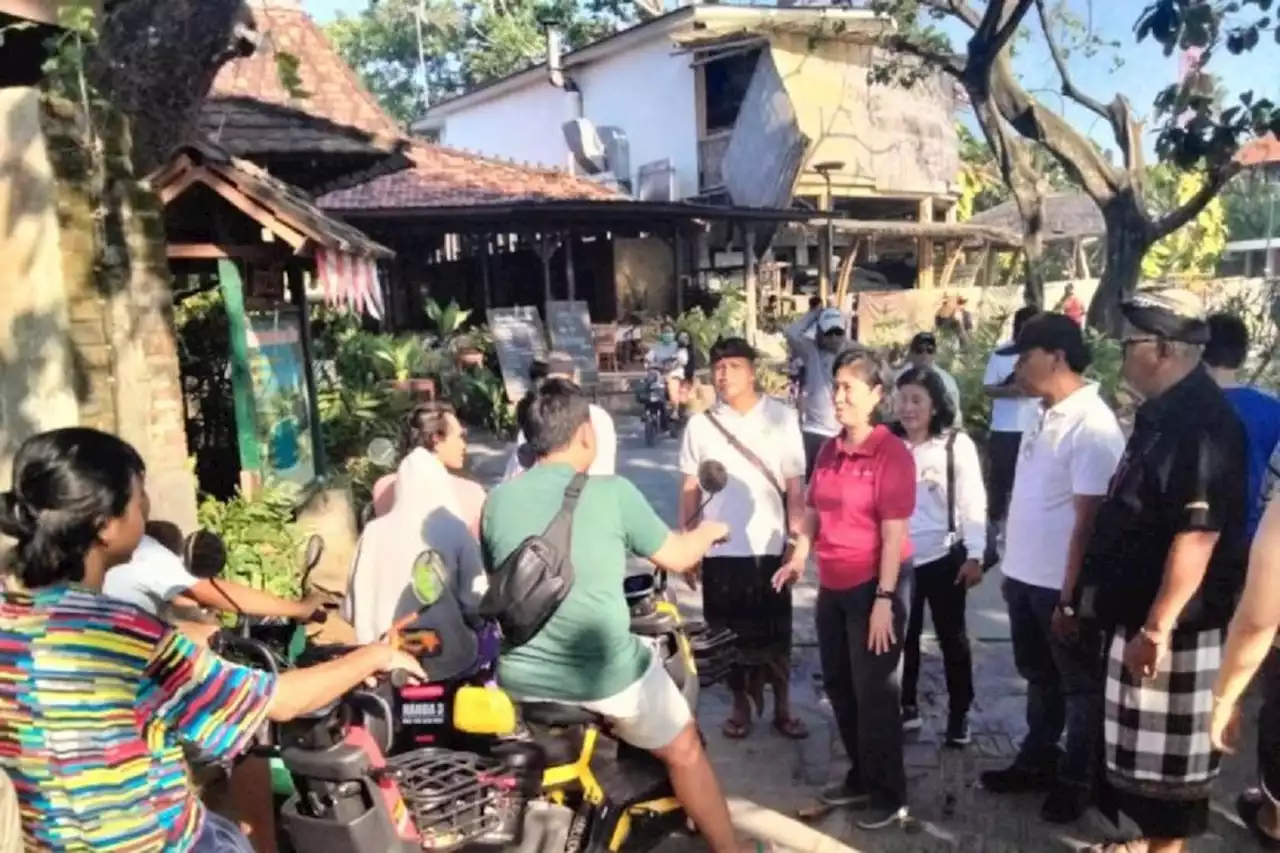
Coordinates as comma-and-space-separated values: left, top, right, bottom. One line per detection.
197, 486, 304, 598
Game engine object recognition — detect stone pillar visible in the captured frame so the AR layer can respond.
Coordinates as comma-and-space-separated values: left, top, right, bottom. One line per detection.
42, 97, 197, 531
0, 87, 81, 490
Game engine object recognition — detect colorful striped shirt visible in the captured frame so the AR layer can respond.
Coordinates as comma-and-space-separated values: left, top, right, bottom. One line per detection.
0, 584, 277, 851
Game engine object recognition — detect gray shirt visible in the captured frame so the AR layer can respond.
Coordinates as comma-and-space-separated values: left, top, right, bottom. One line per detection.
784, 309, 843, 437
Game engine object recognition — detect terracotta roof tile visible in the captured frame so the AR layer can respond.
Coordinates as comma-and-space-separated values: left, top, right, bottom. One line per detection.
318, 141, 621, 210
199, 0, 401, 156
1237, 134, 1280, 168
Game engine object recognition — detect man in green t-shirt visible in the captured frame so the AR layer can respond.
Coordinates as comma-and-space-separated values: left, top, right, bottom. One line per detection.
482, 378, 754, 853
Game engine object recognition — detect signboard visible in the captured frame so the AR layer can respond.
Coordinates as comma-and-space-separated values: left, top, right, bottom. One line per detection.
546, 300, 600, 388
243, 308, 317, 491
487, 306, 548, 403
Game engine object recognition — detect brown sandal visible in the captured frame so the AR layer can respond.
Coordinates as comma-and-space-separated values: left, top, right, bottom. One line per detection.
773, 716, 810, 739
722, 716, 752, 739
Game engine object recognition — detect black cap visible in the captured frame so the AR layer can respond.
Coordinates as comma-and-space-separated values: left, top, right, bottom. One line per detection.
1120, 288, 1210, 345
709, 336, 757, 364
996, 312, 1090, 369
909, 331, 937, 352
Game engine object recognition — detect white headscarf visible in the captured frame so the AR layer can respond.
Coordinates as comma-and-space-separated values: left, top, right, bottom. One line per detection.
343, 448, 486, 680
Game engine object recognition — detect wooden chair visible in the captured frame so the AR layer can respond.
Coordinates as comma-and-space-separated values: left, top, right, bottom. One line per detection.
594, 323, 619, 372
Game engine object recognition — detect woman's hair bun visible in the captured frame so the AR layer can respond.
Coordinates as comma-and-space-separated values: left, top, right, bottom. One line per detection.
0, 491, 35, 540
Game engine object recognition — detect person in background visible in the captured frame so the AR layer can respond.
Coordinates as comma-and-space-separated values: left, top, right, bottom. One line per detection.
775, 349, 915, 831
1203, 312, 1280, 541
481, 379, 760, 853
1055, 283, 1085, 327
982, 306, 1042, 566
502, 353, 617, 480
0, 427, 425, 853
1078, 289, 1247, 853
980, 313, 1124, 825
893, 367, 987, 747
785, 303, 850, 479
679, 337, 807, 740
645, 322, 690, 408
1211, 498, 1280, 848
895, 332, 962, 427
371, 401, 487, 536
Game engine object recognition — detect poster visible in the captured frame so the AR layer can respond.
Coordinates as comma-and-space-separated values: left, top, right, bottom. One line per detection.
245, 309, 317, 491
546, 300, 600, 388
487, 306, 548, 403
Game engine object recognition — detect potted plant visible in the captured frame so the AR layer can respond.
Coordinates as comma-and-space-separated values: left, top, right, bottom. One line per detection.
376, 336, 436, 400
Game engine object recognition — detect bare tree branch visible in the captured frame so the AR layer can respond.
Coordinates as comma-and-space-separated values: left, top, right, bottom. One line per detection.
1034, 0, 1110, 120
917, 0, 982, 29
883, 34, 965, 77
1151, 162, 1242, 239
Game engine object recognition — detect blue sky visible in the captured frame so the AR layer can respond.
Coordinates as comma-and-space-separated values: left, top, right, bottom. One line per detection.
303, 0, 1278, 154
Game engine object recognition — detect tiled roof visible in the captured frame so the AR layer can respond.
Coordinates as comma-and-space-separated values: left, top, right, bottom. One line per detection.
198, 0, 402, 157
317, 142, 621, 211
152, 139, 393, 259
1237, 134, 1280, 168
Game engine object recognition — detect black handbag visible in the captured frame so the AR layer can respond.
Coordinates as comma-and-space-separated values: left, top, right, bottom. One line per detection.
479, 473, 586, 648
944, 430, 968, 564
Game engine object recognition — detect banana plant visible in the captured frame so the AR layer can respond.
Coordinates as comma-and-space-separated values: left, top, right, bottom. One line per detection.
425, 298, 471, 348
373, 336, 427, 382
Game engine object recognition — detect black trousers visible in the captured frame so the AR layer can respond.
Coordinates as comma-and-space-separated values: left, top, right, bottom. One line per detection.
1259, 648, 1280, 800
985, 430, 1022, 523
900, 552, 975, 715
816, 573, 911, 810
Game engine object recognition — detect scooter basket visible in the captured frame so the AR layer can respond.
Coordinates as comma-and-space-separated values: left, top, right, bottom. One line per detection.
384, 747, 532, 851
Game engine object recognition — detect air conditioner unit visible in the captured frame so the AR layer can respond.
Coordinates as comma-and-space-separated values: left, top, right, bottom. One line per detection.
637, 159, 676, 202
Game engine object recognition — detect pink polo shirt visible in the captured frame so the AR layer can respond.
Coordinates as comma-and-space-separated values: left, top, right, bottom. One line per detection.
808, 425, 916, 590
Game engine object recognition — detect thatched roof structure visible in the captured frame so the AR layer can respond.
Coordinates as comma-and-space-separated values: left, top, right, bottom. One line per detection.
966, 193, 1104, 242
781, 218, 1021, 249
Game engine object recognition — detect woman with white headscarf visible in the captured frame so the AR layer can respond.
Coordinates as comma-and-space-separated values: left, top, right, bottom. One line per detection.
344, 443, 489, 682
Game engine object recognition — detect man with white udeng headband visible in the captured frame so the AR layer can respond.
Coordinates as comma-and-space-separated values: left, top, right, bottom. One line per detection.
678, 337, 807, 741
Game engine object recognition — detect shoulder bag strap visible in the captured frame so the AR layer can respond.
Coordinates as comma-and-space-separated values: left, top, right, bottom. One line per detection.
945, 430, 958, 538
540, 472, 589, 541
705, 412, 786, 501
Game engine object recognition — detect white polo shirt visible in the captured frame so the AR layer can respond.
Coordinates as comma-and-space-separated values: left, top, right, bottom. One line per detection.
103, 534, 200, 615
1002, 383, 1125, 590
983, 345, 1040, 434
678, 396, 806, 558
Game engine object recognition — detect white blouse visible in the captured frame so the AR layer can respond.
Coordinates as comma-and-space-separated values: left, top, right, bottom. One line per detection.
906, 430, 988, 565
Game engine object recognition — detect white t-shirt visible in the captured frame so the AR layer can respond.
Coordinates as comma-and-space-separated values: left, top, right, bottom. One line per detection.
678, 396, 805, 558
102, 534, 200, 615
908, 430, 988, 565
1002, 383, 1125, 590
501, 403, 617, 482
983, 346, 1040, 434
894, 363, 964, 427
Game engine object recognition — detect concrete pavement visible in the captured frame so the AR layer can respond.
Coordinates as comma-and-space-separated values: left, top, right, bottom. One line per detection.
466, 419, 1264, 852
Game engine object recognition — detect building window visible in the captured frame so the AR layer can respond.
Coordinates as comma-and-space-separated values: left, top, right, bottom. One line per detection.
703, 48, 762, 134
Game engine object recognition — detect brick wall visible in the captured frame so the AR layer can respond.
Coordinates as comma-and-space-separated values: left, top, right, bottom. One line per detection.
41, 97, 197, 530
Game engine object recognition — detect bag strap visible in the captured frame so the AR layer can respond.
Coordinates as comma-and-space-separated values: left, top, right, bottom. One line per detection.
540, 472, 588, 540
705, 412, 785, 500
560, 472, 588, 511
945, 430, 958, 537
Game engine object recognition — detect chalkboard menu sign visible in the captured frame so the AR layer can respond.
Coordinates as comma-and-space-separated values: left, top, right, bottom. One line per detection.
546, 300, 599, 389
487, 306, 548, 403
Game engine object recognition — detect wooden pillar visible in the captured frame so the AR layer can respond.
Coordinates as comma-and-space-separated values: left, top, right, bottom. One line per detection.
744, 224, 758, 346
917, 197, 935, 289
818, 188, 832, 303
479, 236, 492, 309
288, 264, 325, 477
564, 234, 576, 302
674, 228, 685, 316
537, 234, 555, 311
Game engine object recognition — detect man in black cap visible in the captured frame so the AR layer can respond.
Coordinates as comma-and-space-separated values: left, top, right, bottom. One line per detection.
894, 331, 962, 427
1076, 288, 1248, 853
979, 312, 1125, 824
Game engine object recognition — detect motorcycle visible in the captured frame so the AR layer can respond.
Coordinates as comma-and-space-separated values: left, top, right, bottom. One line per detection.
268, 463, 738, 853
637, 361, 680, 448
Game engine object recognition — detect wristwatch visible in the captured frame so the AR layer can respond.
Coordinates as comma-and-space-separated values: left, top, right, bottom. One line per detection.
875, 588, 895, 601
1055, 601, 1076, 618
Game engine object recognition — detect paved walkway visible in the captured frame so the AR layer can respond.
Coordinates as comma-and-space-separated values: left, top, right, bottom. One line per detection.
466, 421, 1265, 852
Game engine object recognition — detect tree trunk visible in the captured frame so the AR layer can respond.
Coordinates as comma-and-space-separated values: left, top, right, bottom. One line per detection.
1021, 231, 1045, 308
1087, 197, 1153, 335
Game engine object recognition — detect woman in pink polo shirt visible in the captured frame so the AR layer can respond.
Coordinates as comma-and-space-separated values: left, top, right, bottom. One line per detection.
774, 349, 916, 831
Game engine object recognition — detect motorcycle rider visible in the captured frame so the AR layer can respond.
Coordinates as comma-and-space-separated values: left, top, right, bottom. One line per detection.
481, 378, 760, 853
784, 302, 850, 479
646, 323, 691, 418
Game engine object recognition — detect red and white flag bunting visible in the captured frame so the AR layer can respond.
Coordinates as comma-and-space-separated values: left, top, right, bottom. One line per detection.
315, 247, 385, 321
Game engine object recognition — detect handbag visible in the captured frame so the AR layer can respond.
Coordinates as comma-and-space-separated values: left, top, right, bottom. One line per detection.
479, 473, 587, 648
944, 430, 968, 564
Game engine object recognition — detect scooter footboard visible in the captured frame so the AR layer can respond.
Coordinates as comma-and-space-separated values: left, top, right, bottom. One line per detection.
686, 622, 737, 687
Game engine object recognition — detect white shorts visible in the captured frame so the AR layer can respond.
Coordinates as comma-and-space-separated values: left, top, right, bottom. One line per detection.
524, 650, 692, 751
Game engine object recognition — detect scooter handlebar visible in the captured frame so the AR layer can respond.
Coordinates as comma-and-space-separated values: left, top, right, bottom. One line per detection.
208, 630, 281, 677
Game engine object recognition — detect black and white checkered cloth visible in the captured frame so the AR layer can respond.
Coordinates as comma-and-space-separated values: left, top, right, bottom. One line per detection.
1104, 626, 1223, 800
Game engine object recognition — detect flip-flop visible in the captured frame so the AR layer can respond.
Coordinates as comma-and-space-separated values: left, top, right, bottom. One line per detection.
722, 716, 752, 739
773, 716, 810, 740
796, 801, 835, 822
1237, 790, 1280, 850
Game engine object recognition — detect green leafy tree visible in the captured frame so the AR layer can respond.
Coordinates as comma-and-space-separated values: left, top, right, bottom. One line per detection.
327, 0, 644, 123
1222, 178, 1280, 241
1142, 163, 1229, 278
871, 0, 1280, 330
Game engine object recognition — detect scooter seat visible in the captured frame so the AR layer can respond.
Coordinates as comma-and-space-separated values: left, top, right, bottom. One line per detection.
522, 702, 603, 728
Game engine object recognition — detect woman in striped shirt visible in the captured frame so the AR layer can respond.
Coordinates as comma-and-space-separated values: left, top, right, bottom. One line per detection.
0, 428, 426, 852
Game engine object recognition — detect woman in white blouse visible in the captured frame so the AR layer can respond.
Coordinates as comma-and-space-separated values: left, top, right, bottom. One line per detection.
893, 366, 988, 748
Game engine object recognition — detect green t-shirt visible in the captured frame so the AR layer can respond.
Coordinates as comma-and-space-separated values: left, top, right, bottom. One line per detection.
481, 463, 670, 702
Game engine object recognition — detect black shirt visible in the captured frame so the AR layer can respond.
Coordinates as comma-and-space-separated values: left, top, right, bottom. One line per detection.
1081, 366, 1248, 631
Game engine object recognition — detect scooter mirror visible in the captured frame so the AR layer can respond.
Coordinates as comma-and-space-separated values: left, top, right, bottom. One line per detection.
183, 530, 227, 579
367, 437, 397, 468
697, 460, 728, 495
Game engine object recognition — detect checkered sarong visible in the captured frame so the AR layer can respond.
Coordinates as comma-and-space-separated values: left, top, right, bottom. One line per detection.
1104, 626, 1223, 800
